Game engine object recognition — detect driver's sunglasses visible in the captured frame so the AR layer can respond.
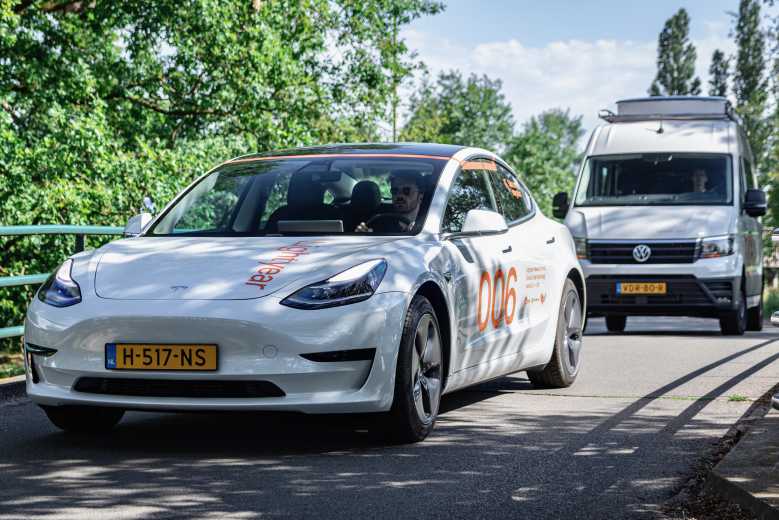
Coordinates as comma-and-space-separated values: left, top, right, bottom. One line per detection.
390, 186, 417, 196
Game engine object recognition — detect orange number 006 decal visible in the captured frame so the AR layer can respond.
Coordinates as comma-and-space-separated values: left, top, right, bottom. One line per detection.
476, 267, 518, 332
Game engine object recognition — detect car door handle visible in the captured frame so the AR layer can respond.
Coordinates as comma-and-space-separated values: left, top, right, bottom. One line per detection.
546, 237, 555, 244
502, 245, 512, 254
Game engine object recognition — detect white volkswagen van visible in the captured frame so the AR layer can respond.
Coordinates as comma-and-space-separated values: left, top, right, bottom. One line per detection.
554, 97, 766, 335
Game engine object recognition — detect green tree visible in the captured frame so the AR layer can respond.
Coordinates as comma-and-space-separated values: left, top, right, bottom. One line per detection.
649, 8, 702, 96
0, 0, 442, 349
733, 0, 769, 171
709, 49, 730, 96
503, 109, 584, 217
400, 71, 515, 151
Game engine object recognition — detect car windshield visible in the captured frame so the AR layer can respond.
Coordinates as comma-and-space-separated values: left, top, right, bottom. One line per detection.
574, 153, 733, 206
148, 156, 446, 236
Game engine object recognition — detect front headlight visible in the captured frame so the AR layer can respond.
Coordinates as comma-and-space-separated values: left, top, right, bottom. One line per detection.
698, 235, 735, 259
280, 259, 387, 310
37, 259, 82, 307
574, 237, 588, 259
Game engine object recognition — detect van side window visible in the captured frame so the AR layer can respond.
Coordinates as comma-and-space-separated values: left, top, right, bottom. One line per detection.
743, 158, 755, 189
491, 164, 532, 222
442, 166, 497, 233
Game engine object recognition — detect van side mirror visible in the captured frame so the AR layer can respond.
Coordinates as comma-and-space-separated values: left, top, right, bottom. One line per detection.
743, 189, 766, 218
123, 213, 153, 237
552, 192, 569, 219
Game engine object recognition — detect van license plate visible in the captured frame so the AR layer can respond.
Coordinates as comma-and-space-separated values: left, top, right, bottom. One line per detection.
617, 282, 667, 295
105, 344, 218, 370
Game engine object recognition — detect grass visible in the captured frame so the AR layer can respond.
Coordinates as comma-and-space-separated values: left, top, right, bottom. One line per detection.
765, 288, 779, 317
727, 394, 749, 402
0, 353, 24, 379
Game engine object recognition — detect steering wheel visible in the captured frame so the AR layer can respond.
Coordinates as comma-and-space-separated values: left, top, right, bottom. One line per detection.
365, 213, 412, 232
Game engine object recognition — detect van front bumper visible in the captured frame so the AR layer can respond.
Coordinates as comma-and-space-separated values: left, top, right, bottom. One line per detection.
585, 274, 740, 318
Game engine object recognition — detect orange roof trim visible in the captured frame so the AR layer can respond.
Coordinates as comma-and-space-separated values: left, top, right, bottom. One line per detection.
229, 153, 454, 164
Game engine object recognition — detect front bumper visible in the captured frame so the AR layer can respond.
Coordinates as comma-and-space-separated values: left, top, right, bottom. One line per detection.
24, 292, 408, 413
585, 275, 740, 317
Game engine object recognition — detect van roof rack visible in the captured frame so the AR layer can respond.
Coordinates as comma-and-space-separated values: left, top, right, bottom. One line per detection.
599, 96, 741, 125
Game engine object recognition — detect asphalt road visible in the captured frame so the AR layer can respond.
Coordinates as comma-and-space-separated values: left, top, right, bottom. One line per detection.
2, 317, 779, 520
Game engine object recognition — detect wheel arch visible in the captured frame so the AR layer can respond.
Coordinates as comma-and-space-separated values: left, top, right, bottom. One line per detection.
415, 281, 451, 389
566, 267, 587, 328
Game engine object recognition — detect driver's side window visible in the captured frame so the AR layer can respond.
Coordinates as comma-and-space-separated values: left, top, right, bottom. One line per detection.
442, 166, 497, 233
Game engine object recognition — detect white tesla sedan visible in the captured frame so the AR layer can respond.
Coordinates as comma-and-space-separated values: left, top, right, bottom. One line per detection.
24, 144, 585, 442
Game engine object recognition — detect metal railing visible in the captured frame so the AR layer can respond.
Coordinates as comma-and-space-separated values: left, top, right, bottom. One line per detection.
0, 225, 124, 339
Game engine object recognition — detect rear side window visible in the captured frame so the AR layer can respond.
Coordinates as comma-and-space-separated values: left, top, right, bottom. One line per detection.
491, 164, 533, 222
442, 166, 497, 233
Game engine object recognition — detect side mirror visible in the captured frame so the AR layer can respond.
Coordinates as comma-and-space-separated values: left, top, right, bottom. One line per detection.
123, 213, 153, 237
773, 228, 779, 244
460, 209, 509, 235
552, 192, 569, 219
743, 188, 766, 217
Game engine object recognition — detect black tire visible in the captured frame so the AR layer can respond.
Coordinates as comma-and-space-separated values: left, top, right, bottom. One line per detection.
747, 283, 763, 332
605, 315, 627, 333
528, 279, 583, 389
386, 295, 443, 443
720, 288, 747, 336
42, 405, 124, 433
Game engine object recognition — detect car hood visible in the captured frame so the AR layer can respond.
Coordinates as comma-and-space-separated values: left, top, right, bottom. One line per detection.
569, 206, 734, 240
94, 236, 403, 300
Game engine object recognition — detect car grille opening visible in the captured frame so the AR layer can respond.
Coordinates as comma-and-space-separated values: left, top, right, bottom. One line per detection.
300, 348, 376, 362
73, 377, 285, 398
587, 275, 713, 305
589, 241, 697, 264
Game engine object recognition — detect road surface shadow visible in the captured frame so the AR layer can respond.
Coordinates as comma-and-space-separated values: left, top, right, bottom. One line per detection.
1, 335, 778, 519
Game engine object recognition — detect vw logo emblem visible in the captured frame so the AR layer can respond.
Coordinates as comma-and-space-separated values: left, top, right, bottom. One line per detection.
632, 244, 652, 263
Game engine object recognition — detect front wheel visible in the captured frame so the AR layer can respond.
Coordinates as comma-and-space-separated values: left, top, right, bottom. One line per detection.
42, 405, 124, 433
747, 285, 763, 332
386, 295, 443, 443
720, 289, 747, 336
528, 279, 583, 388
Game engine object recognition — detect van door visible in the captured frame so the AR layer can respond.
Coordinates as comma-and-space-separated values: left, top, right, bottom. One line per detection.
739, 156, 763, 301
442, 160, 514, 369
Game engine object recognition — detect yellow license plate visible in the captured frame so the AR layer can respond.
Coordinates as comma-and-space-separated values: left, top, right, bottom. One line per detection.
617, 282, 667, 295
105, 343, 218, 371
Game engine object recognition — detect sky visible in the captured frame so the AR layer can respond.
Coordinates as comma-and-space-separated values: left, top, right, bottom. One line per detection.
402, 0, 775, 135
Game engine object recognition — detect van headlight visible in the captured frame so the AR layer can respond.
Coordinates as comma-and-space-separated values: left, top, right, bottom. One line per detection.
574, 237, 588, 259
280, 259, 387, 309
698, 235, 734, 259
38, 259, 82, 307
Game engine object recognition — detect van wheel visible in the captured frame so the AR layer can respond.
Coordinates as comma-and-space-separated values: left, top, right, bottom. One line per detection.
386, 295, 442, 443
528, 279, 583, 388
605, 315, 627, 333
720, 289, 747, 336
747, 293, 763, 331
42, 405, 124, 433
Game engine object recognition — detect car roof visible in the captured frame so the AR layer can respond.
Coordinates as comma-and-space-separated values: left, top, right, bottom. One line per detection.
588, 119, 737, 156
230, 143, 467, 162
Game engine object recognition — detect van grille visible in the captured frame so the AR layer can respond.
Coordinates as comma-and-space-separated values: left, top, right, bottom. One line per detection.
587, 276, 711, 305
589, 241, 697, 264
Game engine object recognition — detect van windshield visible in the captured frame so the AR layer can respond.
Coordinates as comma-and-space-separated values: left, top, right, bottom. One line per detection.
574, 153, 732, 206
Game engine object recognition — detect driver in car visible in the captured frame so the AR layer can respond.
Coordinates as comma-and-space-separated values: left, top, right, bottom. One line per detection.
691, 168, 709, 193
356, 170, 424, 232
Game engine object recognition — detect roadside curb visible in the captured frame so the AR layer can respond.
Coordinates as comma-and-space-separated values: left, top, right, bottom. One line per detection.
704, 389, 779, 520
0, 375, 26, 401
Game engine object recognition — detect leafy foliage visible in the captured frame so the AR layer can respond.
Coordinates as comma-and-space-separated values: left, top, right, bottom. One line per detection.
0, 0, 442, 346
400, 71, 515, 152
649, 8, 702, 96
708, 49, 730, 97
503, 110, 584, 217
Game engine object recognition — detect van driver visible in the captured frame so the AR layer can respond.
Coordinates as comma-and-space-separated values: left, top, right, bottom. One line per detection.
691, 168, 709, 193
356, 170, 424, 233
